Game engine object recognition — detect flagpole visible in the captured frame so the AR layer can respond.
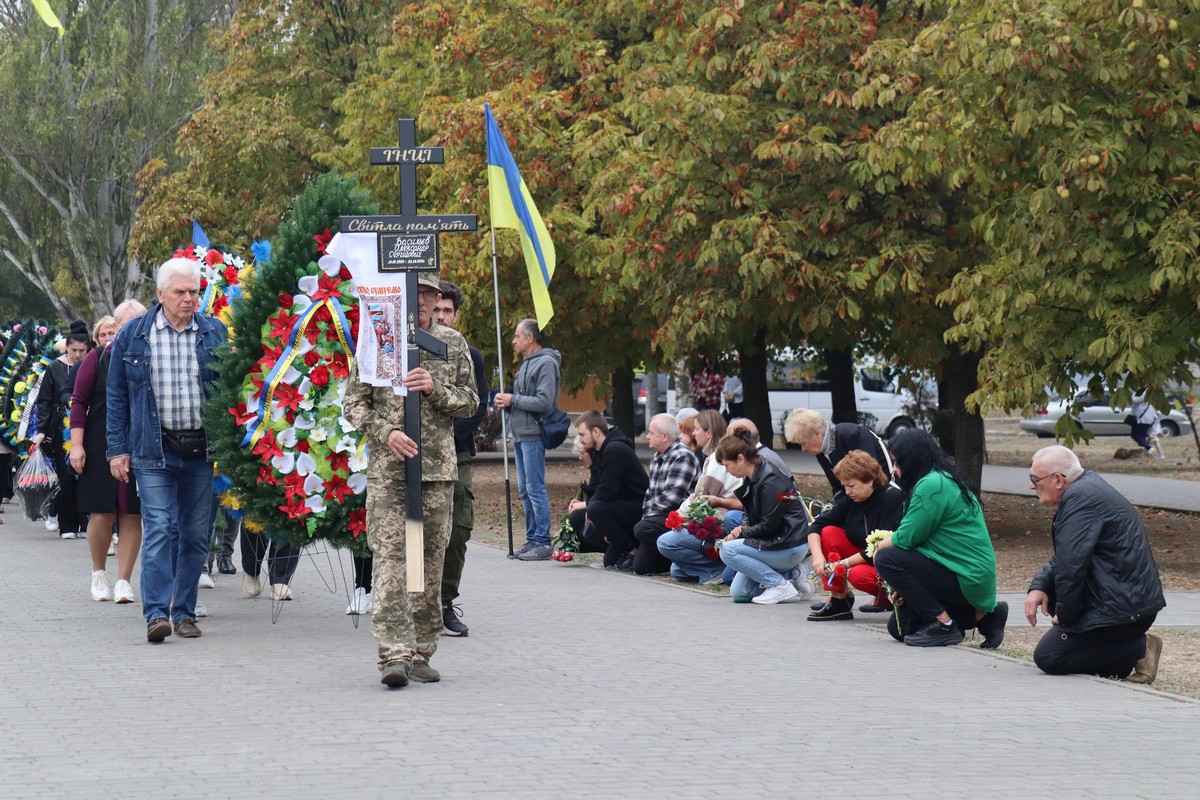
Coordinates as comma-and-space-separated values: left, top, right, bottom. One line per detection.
490, 224, 515, 556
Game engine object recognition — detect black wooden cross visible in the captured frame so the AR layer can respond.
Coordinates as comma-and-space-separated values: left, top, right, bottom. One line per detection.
341, 118, 478, 590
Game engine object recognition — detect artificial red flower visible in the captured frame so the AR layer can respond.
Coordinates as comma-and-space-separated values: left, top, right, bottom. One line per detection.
174, 244, 196, 260
339, 266, 351, 280
199, 277, 209, 291
303, 350, 320, 367
309, 365, 330, 387
273, 383, 302, 413
278, 293, 294, 308
665, 510, 684, 531
228, 402, 257, 426
223, 265, 239, 284
348, 507, 366, 537
313, 227, 332, 255
205, 248, 225, 266
704, 545, 719, 561
328, 352, 350, 379
257, 466, 279, 486
210, 295, 229, 316
326, 450, 350, 474
282, 472, 307, 502
251, 428, 283, 463
294, 438, 310, 453
324, 475, 354, 503
311, 272, 343, 301
280, 497, 311, 519
267, 308, 296, 340
314, 303, 333, 323
261, 342, 283, 362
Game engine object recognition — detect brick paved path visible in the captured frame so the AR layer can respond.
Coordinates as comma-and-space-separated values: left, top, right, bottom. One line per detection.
1, 508, 1197, 798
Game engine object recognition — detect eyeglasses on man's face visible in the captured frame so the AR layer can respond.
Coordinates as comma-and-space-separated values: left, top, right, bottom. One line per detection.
1029, 472, 1059, 486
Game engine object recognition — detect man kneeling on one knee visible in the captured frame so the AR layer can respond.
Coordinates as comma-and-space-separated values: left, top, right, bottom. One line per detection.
1026, 445, 1165, 684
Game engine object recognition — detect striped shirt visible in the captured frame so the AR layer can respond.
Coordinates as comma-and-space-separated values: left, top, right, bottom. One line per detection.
643, 440, 701, 517
150, 310, 203, 431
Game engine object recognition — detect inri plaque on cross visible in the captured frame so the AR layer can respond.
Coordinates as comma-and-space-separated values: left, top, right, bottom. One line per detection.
341, 118, 478, 591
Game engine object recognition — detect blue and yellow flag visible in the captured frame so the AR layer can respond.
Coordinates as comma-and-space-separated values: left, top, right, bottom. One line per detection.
485, 103, 556, 328
32, 0, 65, 36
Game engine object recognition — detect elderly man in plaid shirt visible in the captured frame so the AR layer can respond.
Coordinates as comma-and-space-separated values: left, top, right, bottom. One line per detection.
108, 258, 227, 643
631, 413, 701, 574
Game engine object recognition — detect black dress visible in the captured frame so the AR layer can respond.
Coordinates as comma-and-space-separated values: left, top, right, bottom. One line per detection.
74, 347, 140, 514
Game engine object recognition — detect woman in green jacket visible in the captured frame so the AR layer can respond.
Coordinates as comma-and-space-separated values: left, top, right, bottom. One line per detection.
873, 430, 1007, 648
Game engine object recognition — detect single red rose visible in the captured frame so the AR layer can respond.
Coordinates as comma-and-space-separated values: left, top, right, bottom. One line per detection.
303, 350, 320, 367
278, 292, 294, 308
310, 365, 330, 387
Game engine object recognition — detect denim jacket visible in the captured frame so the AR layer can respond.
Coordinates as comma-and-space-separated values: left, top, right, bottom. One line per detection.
105, 305, 227, 469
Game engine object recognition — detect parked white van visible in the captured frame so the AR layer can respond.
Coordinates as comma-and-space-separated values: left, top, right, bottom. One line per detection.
766, 361, 922, 439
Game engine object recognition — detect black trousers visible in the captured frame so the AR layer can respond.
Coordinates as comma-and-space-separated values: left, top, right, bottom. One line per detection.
574, 499, 642, 567
353, 554, 372, 592
0, 452, 13, 500
48, 448, 82, 534
875, 545, 979, 633
633, 514, 672, 575
1034, 615, 1155, 679
240, 527, 300, 585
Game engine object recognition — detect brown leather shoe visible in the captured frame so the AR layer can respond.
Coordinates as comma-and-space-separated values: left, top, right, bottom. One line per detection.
146, 617, 172, 643
1127, 633, 1162, 684
174, 619, 202, 639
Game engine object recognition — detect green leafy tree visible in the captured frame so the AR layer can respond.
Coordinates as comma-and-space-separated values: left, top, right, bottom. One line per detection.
0, 0, 232, 318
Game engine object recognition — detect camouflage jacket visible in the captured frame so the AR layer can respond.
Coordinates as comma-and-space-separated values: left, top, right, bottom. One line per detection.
344, 321, 479, 483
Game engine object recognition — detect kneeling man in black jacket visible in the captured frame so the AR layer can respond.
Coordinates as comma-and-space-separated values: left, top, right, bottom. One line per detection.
1025, 445, 1166, 683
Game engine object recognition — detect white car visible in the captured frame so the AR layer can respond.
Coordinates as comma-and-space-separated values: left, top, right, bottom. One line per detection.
767, 362, 923, 438
1020, 393, 1193, 438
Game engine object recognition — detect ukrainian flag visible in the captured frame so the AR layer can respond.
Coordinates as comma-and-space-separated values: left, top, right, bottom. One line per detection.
485, 103, 556, 328
32, 0, 65, 36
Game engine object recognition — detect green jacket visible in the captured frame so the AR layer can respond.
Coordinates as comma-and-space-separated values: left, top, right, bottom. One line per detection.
893, 470, 997, 612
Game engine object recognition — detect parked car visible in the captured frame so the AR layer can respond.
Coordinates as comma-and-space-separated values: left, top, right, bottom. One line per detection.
767, 361, 923, 439
1020, 392, 1193, 438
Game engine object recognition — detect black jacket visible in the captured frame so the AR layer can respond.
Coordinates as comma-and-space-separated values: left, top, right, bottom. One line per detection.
734, 459, 809, 551
816, 422, 890, 496
1028, 471, 1165, 633
590, 427, 648, 506
808, 484, 904, 559
452, 345, 489, 458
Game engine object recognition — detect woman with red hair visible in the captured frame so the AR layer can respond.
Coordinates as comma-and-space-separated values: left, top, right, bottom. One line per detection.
806, 450, 903, 621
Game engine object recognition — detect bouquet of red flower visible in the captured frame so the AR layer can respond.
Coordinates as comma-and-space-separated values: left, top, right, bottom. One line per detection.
552, 516, 579, 562
668, 497, 724, 560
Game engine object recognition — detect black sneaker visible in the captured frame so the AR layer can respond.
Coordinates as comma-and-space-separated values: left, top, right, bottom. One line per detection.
811, 591, 854, 612
442, 603, 469, 636
609, 553, 635, 572
904, 619, 964, 647
977, 601, 1009, 650
807, 598, 855, 621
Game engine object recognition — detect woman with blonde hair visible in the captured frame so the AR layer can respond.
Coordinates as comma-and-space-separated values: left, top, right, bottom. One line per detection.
70, 300, 146, 602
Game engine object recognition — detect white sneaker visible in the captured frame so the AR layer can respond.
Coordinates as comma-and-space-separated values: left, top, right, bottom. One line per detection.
271, 583, 293, 601
345, 587, 372, 615
243, 573, 262, 597
791, 571, 817, 601
107, 534, 117, 557
752, 581, 799, 605
45, 518, 59, 532
195, 601, 208, 617
113, 579, 135, 604
90, 570, 113, 602
198, 571, 215, 589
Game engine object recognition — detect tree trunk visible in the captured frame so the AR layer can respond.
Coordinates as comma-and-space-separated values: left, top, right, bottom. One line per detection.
939, 345, 986, 492
739, 328, 773, 447
610, 365, 636, 436
825, 346, 858, 425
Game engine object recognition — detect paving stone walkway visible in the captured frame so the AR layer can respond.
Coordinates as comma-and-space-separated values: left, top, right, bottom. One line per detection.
1, 507, 1197, 798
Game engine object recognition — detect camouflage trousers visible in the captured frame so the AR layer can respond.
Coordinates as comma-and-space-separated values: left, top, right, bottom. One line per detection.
366, 480, 454, 669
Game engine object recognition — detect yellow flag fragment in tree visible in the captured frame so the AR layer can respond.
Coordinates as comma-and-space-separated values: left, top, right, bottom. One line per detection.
32, 0, 65, 36
485, 104, 556, 329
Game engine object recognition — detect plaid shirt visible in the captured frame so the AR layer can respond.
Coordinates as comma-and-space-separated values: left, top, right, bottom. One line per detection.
643, 440, 701, 517
150, 310, 204, 431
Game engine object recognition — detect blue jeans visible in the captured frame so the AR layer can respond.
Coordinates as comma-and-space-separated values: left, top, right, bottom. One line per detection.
658, 529, 724, 582
721, 539, 808, 601
135, 450, 215, 624
514, 439, 550, 546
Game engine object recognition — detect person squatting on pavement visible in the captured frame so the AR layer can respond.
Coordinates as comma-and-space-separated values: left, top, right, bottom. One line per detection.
107, 258, 227, 643
493, 319, 561, 562
572, 410, 648, 568
434, 279, 489, 636
344, 272, 478, 689
1025, 445, 1166, 684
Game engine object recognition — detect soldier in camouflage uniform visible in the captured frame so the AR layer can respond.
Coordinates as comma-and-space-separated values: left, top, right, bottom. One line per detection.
344, 272, 479, 688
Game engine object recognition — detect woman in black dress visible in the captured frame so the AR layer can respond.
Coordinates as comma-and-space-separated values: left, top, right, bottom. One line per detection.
70, 303, 145, 602
34, 320, 90, 538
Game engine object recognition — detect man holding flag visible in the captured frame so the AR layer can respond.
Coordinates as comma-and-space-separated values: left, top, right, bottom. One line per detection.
485, 104, 561, 561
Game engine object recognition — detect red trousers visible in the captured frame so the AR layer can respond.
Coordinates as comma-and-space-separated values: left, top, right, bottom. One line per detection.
817, 526, 881, 595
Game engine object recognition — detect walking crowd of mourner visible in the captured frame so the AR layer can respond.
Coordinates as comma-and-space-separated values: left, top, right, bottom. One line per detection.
0, 251, 1167, 690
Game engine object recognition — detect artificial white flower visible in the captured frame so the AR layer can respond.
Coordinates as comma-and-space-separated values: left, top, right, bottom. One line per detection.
296, 452, 318, 476
271, 452, 295, 474
347, 474, 368, 495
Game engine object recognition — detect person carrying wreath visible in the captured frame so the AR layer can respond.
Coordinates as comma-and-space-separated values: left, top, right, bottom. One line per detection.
716, 431, 810, 605
806, 450, 903, 621
871, 430, 1006, 648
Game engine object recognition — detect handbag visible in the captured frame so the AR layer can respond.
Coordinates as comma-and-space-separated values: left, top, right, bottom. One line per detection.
1123, 414, 1135, 426
538, 409, 571, 450
161, 428, 208, 458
